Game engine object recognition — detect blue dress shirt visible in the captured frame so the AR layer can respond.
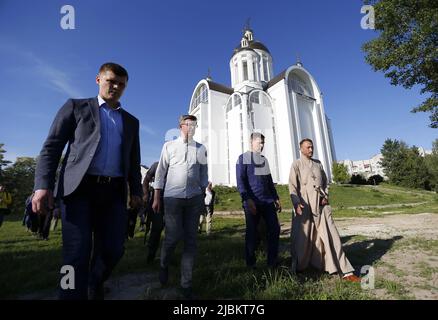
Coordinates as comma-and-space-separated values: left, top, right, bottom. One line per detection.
87, 96, 124, 177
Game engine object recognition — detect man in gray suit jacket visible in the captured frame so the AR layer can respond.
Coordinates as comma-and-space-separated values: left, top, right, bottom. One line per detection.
32, 62, 143, 299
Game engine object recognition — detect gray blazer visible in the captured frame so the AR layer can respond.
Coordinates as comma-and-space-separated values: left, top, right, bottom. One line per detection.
34, 97, 143, 198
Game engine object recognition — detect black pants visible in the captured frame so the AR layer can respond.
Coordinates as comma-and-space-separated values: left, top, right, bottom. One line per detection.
146, 199, 164, 259
59, 175, 127, 300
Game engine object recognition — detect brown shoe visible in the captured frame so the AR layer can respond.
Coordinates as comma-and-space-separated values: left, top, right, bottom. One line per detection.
343, 274, 361, 283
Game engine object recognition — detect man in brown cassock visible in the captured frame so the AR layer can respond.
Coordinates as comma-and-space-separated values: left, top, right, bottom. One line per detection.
288, 138, 360, 282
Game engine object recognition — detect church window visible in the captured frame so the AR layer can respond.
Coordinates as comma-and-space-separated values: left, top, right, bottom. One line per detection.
234, 94, 241, 106
191, 84, 209, 111
290, 74, 314, 99
263, 58, 269, 80
250, 91, 260, 104
243, 61, 248, 81
234, 64, 238, 83
226, 98, 232, 112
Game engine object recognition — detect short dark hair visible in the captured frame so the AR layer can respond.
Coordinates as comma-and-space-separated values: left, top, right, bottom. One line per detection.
300, 138, 313, 146
251, 132, 265, 140
99, 62, 129, 81
179, 114, 197, 125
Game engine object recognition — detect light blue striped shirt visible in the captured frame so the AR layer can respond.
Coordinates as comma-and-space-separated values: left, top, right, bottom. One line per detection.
87, 96, 124, 177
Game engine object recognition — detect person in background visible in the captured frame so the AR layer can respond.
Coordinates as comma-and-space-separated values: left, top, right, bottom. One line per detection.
198, 182, 215, 235
0, 184, 12, 228
142, 161, 164, 263
236, 132, 281, 269
153, 115, 208, 299
288, 138, 360, 282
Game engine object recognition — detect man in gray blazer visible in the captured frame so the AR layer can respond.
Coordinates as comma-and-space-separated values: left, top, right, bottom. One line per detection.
32, 62, 143, 299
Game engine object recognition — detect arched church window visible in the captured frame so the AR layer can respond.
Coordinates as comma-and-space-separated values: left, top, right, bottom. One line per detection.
290, 73, 314, 99
191, 84, 209, 111
234, 94, 241, 107
250, 91, 260, 104
226, 98, 232, 112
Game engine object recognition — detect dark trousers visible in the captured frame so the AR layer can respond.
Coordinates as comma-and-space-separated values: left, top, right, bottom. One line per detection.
59, 176, 127, 300
161, 195, 204, 288
147, 202, 164, 259
243, 201, 280, 267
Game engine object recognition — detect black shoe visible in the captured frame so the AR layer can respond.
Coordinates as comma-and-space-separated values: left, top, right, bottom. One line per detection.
89, 283, 104, 300
180, 286, 194, 300
159, 267, 168, 286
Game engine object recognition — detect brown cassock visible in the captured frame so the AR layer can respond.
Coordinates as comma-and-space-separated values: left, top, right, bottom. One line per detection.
288, 157, 354, 275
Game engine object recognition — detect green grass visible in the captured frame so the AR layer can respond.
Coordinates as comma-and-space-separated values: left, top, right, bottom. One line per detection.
0, 218, 63, 298
0, 214, 372, 300
191, 217, 371, 300
1, 183, 436, 299
375, 278, 413, 300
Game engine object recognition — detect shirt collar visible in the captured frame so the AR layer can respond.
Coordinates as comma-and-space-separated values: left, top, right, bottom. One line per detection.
178, 136, 194, 144
97, 95, 121, 110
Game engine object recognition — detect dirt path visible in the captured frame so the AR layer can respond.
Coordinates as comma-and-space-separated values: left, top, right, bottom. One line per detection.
335, 212, 438, 240
281, 212, 438, 299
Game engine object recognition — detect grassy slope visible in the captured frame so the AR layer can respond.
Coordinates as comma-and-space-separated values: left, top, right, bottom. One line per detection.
215, 184, 436, 212
0, 184, 436, 299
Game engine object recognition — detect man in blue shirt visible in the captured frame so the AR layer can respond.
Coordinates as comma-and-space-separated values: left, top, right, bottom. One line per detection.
33, 63, 143, 299
236, 132, 281, 268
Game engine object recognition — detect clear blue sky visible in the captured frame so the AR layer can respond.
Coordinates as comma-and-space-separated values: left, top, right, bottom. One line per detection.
0, 0, 435, 166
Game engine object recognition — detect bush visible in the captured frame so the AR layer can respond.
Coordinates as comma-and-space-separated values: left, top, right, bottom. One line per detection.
367, 175, 384, 185
350, 174, 367, 185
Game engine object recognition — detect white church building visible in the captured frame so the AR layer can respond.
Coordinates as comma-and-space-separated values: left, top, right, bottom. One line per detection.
188, 28, 336, 186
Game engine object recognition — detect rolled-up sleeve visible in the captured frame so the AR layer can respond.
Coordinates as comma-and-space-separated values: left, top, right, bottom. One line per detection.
154, 143, 169, 190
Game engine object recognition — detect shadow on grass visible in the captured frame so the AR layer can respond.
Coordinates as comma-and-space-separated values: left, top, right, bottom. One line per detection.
342, 235, 403, 268
0, 228, 151, 299
0, 247, 62, 299
2, 213, 25, 223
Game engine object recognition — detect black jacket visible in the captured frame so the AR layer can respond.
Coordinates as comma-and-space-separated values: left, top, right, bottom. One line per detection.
34, 97, 142, 198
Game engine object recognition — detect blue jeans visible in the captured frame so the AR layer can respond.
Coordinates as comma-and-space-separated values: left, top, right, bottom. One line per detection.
243, 201, 280, 267
59, 176, 127, 299
160, 194, 204, 288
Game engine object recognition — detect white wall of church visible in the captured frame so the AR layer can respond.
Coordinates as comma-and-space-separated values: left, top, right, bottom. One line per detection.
207, 90, 229, 185
267, 80, 296, 185
285, 66, 334, 180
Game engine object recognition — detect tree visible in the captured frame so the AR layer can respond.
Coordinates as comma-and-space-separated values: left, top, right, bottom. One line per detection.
380, 139, 409, 184
403, 146, 430, 190
367, 174, 384, 185
362, 0, 438, 128
350, 174, 367, 185
424, 139, 438, 191
2, 157, 37, 215
380, 139, 432, 190
332, 162, 351, 184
